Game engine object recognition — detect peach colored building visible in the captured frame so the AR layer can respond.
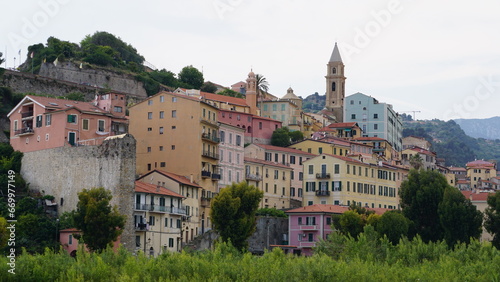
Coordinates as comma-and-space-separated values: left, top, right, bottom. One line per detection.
59, 228, 121, 256
8, 94, 128, 152
466, 160, 497, 189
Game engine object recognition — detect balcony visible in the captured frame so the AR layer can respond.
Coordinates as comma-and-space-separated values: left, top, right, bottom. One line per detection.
14, 127, 34, 136
201, 197, 210, 207
299, 241, 316, 248
202, 133, 220, 144
316, 173, 331, 179
211, 173, 221, 180
373, 147, 385, 152
299, 225, 318, 231
202, 150, 219, 160
134, 203, 186, 215
246, 173, 262, 182
316, 190, 330, 197
21, 111, 34, 119
135, 223, 148, 231
201, 170, 212, 178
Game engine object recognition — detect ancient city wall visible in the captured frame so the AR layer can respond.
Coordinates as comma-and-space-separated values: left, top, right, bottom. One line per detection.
21, 134, 137, 251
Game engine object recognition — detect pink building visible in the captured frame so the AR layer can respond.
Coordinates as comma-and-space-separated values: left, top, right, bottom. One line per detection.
8, 93, 128, 152
281, 204, 388, 256
59, 228, 121, 256
219, 109, 281, 145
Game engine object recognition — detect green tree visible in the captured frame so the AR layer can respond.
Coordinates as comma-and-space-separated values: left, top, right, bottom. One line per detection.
0, 52, 4, 66
218, 88, 244, 98
178, 65, 204, 89
200, 82, 218, 93
0, 217, 8, 250
271, 127, 291, 147
289, 130, 304, 143
484, 191, 500, 249
210, 181, 263, 251
438, 186, 482, 246
255, 74, 269, 114
376, 210, 409, 244
409, 154, 424, 170
255, 207, 287, 218
400, 169, 447, 242
73, 188, 126, 252
338, 210, 364, 238
17, 213, 57, 253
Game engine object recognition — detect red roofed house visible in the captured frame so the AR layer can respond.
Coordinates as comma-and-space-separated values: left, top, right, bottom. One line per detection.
401, 146, 437, 170
466, 160, 497, 189
280, 204, 389, 256
136, 169, 204, 252
8, 93, 128, 152
318, 122, 362, 139
462, 191, 495, 242
59, 228, 121, 256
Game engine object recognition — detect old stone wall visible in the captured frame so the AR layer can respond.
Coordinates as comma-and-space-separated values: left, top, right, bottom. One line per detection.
21, 134, 137, 251
39, 62, 147, 98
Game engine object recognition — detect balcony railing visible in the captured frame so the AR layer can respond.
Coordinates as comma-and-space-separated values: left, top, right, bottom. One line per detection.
135, 223, 148, 231
134, 203, 186, 215
316, 190, 330, 196
211, 173, 221, 180
202, 150, 219, 160
299, 241, 316, 247
201, 197, 210, 207
316, 173, 331, 179
201, 170, 211, 178
299, 225, 318, 231
21, 111, 34, 118
201, 133, 220, 143
246, 173, 262, 182
373, 147, 385, 152
14, 127, 34, 136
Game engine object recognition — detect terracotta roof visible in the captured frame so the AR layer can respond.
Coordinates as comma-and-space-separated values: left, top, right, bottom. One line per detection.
201, 91, 249, 107
254, 144, 318, 156
135, 181, 185, 198
253, 115, 282, 122
466, 160, 495, 169
461, 191, 494, 202
8, 95, 110, 117
405, 146, 436, 156
353, 137, 386, 141
287, 204, 390, 215
317, 137, 352, 147
138, 169, 201, 188
327, 122, 358, 128
60, 228, 80, 232
322, 154, 364, 164
244, 157, 292, 169
457, 180, 470, 184
155, 170, 202, 188
448, 167, 466, 172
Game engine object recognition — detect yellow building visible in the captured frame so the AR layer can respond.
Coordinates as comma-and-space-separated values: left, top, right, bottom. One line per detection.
129, 91, 220, 233
244, 157, 292, 209
136, 170, 204, 244
302, 154, 403, 209
352, 137, 398, 161
134, 181, 185, 256
466, 160, 497, 189
289, 138, 351, 157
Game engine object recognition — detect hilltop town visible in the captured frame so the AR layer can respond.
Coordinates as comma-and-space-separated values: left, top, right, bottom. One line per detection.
1, 35, 499, 257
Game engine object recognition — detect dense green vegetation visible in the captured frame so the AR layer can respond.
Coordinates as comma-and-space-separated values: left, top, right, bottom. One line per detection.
0, 239, 499, 281
21, 32, 206, 95
271, 127, 304, 147
403, 119, 500, 166
302, 92, 325, 113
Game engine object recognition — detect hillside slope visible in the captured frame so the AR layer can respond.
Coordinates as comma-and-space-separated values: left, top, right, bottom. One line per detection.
454, 116, 500, 140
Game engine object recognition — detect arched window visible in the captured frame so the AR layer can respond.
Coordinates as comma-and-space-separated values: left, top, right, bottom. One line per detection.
332, 67, 336, 74
331, 82, 336, 91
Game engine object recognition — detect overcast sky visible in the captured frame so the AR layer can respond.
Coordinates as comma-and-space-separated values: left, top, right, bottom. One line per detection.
3, 0, 500, 120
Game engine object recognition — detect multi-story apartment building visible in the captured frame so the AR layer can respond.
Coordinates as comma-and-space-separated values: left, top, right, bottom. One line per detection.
244, 157, 292, 209
302, 154, 403, 209
8, 93, 128, 152
218, 122, 245, 192
129, 91, 220, 234
136, 169, 204, 243
353, 137, 398, 161
260, 87, 302, 132
466, 160, 497, 189
401, 146, 437, 170
344, 92, 403, 152
289, 138, 351, 157
244, 143, 317, 205
134, 181, 186, 256
317, 122, 362, 139
402, 136, 431, 150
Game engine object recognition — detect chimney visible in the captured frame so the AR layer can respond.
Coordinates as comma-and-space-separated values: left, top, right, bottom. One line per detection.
156, 185, 160, 192
190, 174, 194, 183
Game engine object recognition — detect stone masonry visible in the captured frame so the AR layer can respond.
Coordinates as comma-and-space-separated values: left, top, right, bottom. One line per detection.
21, 134, 137, 251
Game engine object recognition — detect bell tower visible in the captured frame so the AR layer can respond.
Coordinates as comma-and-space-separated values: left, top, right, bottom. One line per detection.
325, 42, 346, 122
245, 70, 258, 115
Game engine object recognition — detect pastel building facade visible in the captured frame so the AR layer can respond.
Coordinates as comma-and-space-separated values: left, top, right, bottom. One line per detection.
8, 94, 128, 152
218, 122, 245, 192
466, 160, 497, 189
302, 154, 403, 209
344, 92, 403, 152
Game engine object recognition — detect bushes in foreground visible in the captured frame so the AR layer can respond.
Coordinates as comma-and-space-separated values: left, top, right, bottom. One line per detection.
0, 239, 499, 281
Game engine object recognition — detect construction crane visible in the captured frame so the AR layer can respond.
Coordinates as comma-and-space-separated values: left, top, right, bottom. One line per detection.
399, 111, 421, 121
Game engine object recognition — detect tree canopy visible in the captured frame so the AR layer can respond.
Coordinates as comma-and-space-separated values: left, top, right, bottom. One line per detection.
484, 191, 500, 249
178, 65, 204, 89
271, 127, 291, 147
210, 181, 263, 251
73, 187, 126, 252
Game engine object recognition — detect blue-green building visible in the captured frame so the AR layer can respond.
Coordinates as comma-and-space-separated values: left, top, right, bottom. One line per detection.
344, 93, 403, 152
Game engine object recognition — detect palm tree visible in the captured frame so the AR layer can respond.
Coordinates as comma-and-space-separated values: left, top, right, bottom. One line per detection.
255, 74, 269, 115
409, 153, 424, 170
